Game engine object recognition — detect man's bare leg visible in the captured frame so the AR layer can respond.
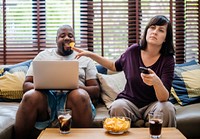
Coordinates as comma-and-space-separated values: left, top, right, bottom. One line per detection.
14, 90, 49, 139
66, 89, 93, 127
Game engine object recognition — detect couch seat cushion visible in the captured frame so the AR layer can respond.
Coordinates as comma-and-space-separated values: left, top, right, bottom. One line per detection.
175, 103, 200, 138
0, 102, 19, 139
93, 103, 109, 127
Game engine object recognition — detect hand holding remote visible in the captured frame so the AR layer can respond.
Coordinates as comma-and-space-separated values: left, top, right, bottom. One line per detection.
139, 67, 149, 74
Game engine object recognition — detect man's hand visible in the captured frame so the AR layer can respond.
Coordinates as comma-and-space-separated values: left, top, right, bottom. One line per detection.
23, 76, 34, 93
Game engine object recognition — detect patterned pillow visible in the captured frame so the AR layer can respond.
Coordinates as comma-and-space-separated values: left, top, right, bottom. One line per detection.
0, 60, 32, 101
175, 59, 197, 67
171, 64, 200, 106
169, 60, 198, 104
97, 72, 126, 108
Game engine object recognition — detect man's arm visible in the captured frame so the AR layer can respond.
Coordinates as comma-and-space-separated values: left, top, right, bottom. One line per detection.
23, 76, 34, 94
79, 79, 100, 100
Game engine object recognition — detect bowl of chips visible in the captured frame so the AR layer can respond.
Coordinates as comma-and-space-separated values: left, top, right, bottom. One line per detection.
103, 116, 131, 134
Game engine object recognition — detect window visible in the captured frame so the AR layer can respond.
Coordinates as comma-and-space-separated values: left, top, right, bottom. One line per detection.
1, 0, 199, 64
92, 0, 129, 60
0, 0, 83, 64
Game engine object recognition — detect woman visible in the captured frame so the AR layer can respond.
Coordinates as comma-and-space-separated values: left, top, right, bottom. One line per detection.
73, 15, 176, 127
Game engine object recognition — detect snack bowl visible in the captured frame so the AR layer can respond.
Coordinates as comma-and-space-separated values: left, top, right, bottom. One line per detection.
103, 116, 131, 134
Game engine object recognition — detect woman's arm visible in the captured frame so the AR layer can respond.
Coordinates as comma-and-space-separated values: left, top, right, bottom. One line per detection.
141, 69, 169, 101
73, 47, 116, 71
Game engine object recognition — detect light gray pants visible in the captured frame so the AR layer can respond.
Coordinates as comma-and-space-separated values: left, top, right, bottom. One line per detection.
109, 98, 176, 127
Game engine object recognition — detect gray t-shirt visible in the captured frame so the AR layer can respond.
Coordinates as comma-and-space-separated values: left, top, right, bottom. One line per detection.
27, 48, 98, 86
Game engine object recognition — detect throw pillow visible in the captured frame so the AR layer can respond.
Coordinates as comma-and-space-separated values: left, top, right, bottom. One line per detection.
171, 64, 200, 106
175, 59, 197, 67
97, 71, 126, 108
96, 65, 107, 74
0, 71, 25, 99
0, 60, 32, 101
4, 59, 32, 73
169, 60, 198, 104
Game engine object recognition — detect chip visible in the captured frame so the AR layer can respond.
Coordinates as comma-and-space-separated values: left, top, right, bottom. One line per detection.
69, 42, 75, 48
103, 117, 130, 132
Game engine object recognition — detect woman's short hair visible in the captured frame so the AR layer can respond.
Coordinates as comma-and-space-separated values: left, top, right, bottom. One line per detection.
140, 15, 175, 56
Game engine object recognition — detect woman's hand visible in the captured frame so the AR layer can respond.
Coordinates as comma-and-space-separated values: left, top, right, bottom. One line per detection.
141, 68, 169, 101
72, 47, 116, 71
140, 68, 160, 86
72, 47, 92, 59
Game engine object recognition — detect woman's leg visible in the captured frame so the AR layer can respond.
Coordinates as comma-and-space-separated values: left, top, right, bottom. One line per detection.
109, 98, 144, 126
144, 101, 176, 127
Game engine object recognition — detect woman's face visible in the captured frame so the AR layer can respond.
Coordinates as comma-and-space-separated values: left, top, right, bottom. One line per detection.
146, 24, 167, 47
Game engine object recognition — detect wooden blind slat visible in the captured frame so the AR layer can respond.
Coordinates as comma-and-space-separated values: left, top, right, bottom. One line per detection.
0, 0, 199, 64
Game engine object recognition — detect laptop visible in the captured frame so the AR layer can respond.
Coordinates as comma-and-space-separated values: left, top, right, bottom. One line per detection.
32, 60, 79, 89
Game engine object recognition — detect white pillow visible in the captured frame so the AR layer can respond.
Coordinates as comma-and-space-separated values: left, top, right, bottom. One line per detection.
97, 72, 126, 108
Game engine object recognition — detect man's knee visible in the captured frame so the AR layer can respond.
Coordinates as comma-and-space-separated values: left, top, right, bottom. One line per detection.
21, 90, 47, 108
68, 89, 90, 106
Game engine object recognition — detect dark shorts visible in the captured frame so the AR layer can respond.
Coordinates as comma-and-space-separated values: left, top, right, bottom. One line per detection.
35, 90, 96, 130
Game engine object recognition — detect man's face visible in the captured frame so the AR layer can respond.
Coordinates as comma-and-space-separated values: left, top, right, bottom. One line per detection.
56, 27, 75, 56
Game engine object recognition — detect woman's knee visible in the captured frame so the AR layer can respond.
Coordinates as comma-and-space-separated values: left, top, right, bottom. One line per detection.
157, 102, 176, 127
160, 102, 175, 112
109, 99, 128, 116
154, 102, 175, 116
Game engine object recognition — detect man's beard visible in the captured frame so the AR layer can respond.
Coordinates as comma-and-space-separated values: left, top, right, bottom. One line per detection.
62, 46, 73, 56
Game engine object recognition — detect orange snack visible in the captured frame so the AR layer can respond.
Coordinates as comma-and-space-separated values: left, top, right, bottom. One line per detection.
103, 117, 130, 132
69, 42, 75, 48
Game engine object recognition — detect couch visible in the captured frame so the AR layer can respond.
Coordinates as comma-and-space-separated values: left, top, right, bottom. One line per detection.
0, 60, 200, 139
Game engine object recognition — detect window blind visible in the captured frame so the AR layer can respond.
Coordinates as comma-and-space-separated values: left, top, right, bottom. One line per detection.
0, 0, 86, 64
184, 0, 199, 62
0, 0, 199, 64
1, 0, 36, 64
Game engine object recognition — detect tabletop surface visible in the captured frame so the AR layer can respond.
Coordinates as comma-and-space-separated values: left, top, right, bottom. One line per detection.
38, 128, 186, 139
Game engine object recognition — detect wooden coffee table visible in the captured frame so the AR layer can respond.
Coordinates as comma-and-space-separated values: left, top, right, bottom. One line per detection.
37, 128, 186, 139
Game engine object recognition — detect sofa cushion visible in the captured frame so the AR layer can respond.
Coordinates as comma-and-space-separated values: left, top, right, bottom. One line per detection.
92, 103, 109, 127
0, 72, 25, 100
169, 60, 198, 104
97, 72, 126, 108
175, 103, 200, 138
171, 64, 200, 106
175, 59, 197, 67
0, 102, 19, 139
0, 60, 32, 101
96, 65, 107, 74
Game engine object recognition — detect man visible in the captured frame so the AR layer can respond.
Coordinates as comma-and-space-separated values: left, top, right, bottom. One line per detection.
14, 25, 100, 139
